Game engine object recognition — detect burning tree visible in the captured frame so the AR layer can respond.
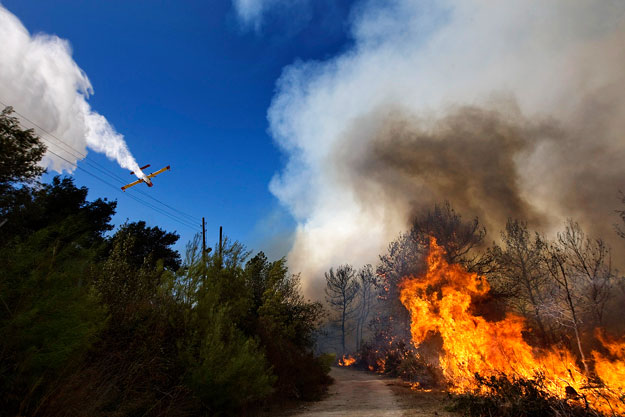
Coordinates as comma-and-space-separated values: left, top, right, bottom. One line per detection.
374, 203, 490, 356
488, 219, 552, 345
399, 237, 625, 415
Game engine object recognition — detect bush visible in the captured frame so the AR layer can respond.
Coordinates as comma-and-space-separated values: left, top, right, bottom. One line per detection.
449, 374, 604, 417
318, 353, 336, 375
0, 225, 106, 415
396, 352, 442, 388
256, 317, 331, 401
184, 307, 275, 413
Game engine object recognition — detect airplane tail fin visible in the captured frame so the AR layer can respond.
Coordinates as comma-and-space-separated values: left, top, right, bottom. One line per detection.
130, 164, 151, 175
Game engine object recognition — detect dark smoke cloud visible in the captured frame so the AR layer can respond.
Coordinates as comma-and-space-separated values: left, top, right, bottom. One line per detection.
339, 104, 555, 236
340, 100, 625, 259
267, 1, 625, 296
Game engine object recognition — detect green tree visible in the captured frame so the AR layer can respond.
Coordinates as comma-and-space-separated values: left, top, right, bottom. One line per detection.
175, 238, 274, 413
244, 252, 327, 400
0, 213, 107, 415
1, 176, 116, 247
0, 106, 47, 239
0, 106, 46, 193
105, 221, 181, 271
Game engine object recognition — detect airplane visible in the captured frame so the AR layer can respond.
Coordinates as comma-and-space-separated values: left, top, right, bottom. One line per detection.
121, 164, 171, 191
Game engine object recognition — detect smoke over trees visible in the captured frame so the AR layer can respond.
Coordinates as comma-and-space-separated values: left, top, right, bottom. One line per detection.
267, 0, 625, 297
320, 198, 625, 415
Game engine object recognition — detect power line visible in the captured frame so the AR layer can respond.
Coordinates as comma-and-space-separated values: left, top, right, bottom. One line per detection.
36, 133, 199, 224
1, 100, 201, 232
45, 146, 200, 231
0, 99, 199, 223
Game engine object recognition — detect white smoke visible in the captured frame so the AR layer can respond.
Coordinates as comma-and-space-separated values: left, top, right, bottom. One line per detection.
232, 0, 271, 28
232, 0, 310, 29
0, 5, 144, 177
268, 0, 625, 296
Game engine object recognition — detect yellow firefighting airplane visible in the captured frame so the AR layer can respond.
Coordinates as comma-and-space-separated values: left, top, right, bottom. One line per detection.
121, 164, 170, 191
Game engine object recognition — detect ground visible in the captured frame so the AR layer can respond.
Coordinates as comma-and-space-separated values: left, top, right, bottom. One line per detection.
282, 367, 458, 417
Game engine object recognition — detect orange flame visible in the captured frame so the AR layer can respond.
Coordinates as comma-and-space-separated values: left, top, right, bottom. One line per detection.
376, 357, 386, 373
338, 355, 356, 367
399, 238, 625, 414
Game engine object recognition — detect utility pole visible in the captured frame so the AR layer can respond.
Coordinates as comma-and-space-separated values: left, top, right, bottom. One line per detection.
202, 217, 207, 260
219, 226, 223, 258
218, 226, 223, 270
200, 218, 211, 279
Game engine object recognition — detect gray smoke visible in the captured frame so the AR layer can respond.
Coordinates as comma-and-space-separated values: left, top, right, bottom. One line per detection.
267, 0, 625, 296
338, 104, 555, 235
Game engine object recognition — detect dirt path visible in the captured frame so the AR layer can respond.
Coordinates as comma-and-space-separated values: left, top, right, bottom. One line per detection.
284, 367, 457, 417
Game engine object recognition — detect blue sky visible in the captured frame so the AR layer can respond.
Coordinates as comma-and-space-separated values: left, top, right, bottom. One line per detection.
6, 1, 623, 291
2, 0, 355, 257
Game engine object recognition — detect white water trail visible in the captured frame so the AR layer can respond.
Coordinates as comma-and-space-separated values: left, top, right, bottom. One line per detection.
0, 5, 143, 177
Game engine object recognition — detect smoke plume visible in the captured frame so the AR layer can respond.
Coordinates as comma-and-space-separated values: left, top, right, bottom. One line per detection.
0, 5, 144, 177
268, 0, 625, 296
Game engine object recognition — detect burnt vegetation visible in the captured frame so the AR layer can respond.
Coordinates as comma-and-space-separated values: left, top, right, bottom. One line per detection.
0, 107, 330, 416
321, 200, 625, 416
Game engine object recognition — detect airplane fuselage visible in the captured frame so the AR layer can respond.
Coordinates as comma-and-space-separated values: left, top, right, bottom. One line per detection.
121, 164, 170, 191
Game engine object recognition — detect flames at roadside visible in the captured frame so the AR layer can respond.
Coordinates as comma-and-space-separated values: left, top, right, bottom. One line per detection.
399, 238, 625, 414
338, 355, 356, 367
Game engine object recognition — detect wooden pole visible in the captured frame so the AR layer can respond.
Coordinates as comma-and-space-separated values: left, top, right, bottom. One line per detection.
202, 217, 206, 258
219, 226, 223, 258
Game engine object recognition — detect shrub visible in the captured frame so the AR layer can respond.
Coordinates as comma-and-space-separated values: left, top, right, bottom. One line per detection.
184, 309, 275, 413
449, 374, 604, 417
318, 353, 336, 375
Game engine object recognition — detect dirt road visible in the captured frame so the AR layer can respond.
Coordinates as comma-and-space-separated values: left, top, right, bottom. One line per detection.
285, 367, 457, 417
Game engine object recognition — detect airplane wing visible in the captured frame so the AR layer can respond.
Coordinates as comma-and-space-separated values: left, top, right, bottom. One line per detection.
121, 179, 144, 191
147, 165, 171, 179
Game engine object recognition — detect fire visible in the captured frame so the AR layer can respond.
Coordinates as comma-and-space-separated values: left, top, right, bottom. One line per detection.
593, 332, 625, 402
338, 355, 356, 367
375, 357, 386, 373
399, 238, 625, 414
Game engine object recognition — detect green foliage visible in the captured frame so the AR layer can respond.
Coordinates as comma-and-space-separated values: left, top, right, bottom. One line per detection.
0, 144, 327, 415
256, 259, 324, 350
105, 221, 181, 270
0, 178, 114, 415
317, 353, 336, 374
95, 227, 174, 325
173, 238, 275, 413
0, 222, 106, 415
243, 253, 329, 400
182, 302, 274, 412
1, 176, 116, 247
0, 106, 46, 194
450, 374, 602, 417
